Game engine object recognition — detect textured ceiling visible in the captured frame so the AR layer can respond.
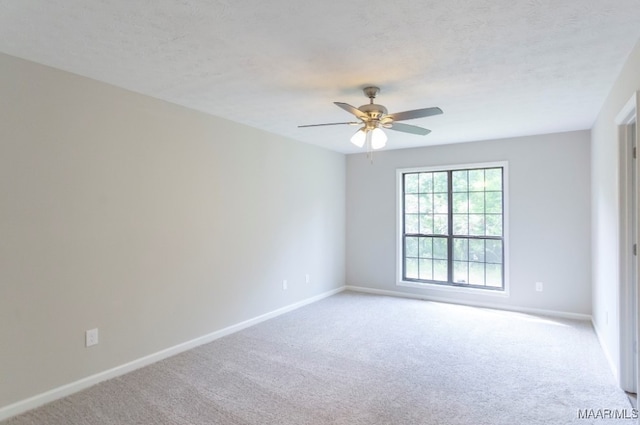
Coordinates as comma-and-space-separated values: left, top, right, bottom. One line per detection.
1, 1, 640, 153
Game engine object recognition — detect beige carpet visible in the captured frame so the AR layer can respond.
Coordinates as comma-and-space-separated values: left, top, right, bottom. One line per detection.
3, 292, 634, 424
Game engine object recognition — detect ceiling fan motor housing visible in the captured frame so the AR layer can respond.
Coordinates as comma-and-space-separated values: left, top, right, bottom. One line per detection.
358, 103, 388, 120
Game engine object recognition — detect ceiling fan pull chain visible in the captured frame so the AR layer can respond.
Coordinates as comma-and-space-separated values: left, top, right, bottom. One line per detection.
366, 132, 374, 163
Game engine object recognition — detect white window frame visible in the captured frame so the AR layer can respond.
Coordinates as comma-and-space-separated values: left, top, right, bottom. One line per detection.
396, 161, 510, 297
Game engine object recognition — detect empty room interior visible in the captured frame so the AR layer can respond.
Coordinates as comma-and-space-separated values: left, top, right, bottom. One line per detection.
2, 1, 640, 424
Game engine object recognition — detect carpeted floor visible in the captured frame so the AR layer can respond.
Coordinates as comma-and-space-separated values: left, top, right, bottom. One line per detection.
3, 291, 635, 424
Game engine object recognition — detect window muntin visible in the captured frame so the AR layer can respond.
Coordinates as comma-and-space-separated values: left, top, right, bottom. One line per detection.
401, 166, 505, 290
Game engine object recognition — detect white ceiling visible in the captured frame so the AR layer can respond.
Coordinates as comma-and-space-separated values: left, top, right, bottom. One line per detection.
1, 1, 639, 153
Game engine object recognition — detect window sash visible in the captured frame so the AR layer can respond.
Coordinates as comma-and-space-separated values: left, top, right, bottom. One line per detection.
401, 167, 504, 290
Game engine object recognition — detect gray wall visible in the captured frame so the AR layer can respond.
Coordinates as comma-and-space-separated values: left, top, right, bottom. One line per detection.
346, 131, 591, 315
591, 39, 640, 379
0, 53, 345, 408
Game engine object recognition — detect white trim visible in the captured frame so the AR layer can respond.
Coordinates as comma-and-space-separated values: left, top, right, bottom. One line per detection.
593, 317, 620, 381
0, 286, 346, 422
395, 161, 510, 296
396, 161, 510, 175
616, 91, 639, 392
345, 285, 591, 321
616, 92, 638, 125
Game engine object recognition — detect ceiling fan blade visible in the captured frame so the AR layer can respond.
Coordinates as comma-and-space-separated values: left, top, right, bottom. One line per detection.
298, 122, 359, 128
334, 102, 369, 120
388, 107, 443, 122
388, 122, 432, 136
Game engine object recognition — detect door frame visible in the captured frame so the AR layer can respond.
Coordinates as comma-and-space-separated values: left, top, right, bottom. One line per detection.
617, 91, 639, 393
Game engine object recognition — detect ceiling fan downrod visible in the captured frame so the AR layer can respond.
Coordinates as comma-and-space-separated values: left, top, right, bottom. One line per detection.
363, 86, 380, 103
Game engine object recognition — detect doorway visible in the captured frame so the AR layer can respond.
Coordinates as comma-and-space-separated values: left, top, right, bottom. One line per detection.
618, 92, 638, 396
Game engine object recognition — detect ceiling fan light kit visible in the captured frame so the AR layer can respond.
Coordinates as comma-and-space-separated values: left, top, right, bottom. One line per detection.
350, 128, 367, 148
370, 127, 387, 149
299, 86, 442, 151
350, 126, 388, 149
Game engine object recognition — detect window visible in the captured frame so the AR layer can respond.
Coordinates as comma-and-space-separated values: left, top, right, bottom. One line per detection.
398, 163, 506, 291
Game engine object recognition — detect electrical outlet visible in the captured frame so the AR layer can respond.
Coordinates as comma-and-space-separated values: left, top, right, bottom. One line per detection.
535, 282, 543, 292
282, 280, 288, 290
86, 328, 99, 347
305, 274, 310, 284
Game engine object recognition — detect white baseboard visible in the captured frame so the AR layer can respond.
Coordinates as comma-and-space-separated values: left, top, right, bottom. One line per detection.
345, 285, 592, 321
0, 286, 346, 422
591, 318, 619, 382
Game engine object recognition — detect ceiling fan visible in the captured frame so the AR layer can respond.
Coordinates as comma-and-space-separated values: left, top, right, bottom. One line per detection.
298, 86, 443, 150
